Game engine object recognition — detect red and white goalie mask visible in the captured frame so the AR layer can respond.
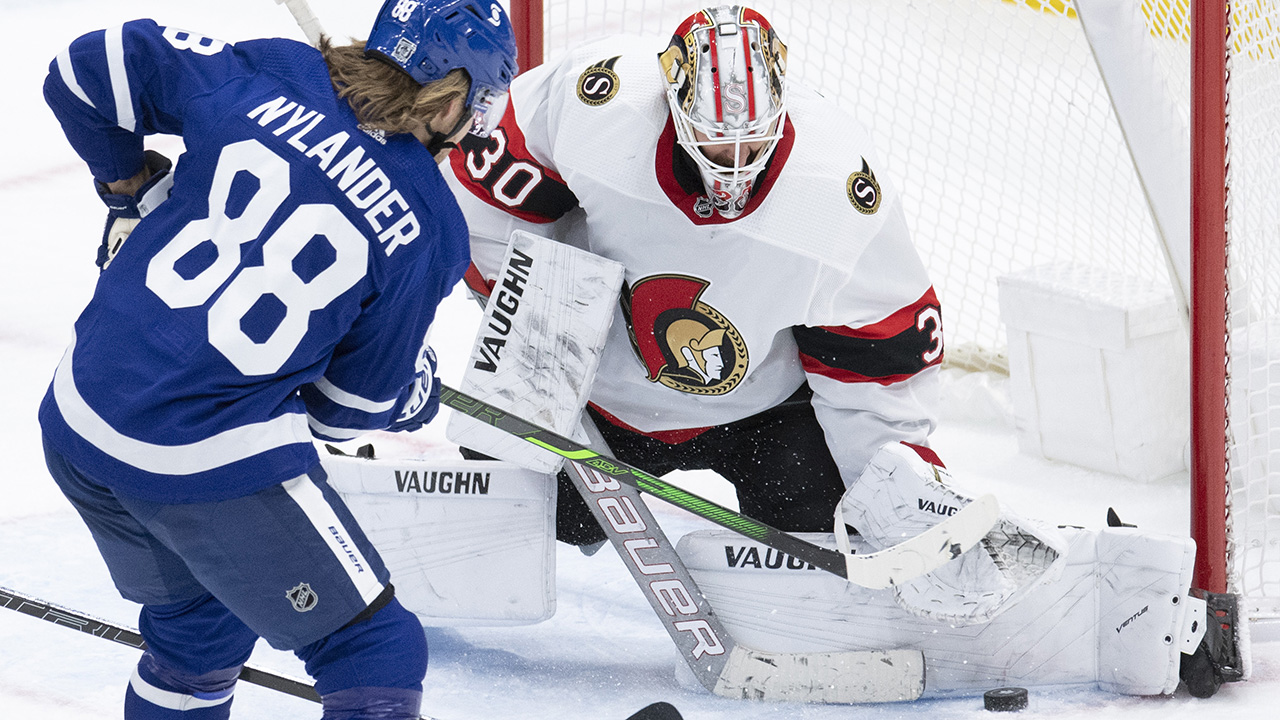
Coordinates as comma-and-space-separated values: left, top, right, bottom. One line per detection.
658, 5, 788, 219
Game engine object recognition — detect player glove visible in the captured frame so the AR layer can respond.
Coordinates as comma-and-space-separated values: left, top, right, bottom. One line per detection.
93, 150, 174, 270
386, 345, 441, 433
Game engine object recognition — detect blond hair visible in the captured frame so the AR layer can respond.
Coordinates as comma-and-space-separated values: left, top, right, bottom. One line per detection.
319, 37, 471, 136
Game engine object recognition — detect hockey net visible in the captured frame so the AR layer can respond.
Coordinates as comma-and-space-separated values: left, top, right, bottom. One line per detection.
508, 0, 1280, 618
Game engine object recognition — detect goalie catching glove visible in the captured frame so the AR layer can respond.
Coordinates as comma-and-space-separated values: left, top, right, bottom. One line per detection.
93, 150, 174, 270
837, 442, 1067, 625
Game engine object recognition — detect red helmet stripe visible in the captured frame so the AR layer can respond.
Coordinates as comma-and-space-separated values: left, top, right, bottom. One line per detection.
673, 9, 712, 38
740, 7, 772, 32
741, 29, 756, 121
708, 25, 724, 124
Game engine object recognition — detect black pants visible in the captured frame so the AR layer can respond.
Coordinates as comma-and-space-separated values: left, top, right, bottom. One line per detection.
555, 384, 847, 546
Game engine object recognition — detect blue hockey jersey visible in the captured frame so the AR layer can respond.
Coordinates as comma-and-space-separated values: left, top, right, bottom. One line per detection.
40, 20, 468, 503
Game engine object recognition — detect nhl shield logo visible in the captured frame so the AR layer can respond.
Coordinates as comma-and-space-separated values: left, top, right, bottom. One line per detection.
286, 583, 318, 613
621, 274, 748, 396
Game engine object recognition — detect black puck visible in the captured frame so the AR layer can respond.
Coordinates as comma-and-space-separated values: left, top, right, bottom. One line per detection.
626, 702, 683, 720
984, 687, 1028, 712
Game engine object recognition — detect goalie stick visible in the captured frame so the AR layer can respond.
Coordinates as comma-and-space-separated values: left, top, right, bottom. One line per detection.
1, 585, 685, 719
563, 458, 925, 702
442, 384, 999, 590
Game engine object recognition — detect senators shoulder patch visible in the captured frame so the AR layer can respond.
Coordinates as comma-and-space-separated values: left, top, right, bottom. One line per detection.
578, 56, 622, 106
846, 158, 882, 215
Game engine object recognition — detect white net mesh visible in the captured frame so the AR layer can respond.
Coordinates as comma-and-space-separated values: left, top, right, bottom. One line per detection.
528, 0, 1280, 615
540, 0, 1173, 373
1226, 0, 1280, 617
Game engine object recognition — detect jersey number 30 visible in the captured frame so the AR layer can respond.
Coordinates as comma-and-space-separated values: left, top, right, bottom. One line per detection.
146, 139, 367, 376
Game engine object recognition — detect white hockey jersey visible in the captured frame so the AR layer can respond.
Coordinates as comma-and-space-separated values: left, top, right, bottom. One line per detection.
444, 36, 943, 480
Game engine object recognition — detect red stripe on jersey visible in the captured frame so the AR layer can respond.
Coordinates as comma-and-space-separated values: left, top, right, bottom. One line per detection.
463, 262, 495, 298
794, 287, 944, 386
589, 402, 712, 444
820, 287, 941, 340
450, 100, 576, 224
655, 114, 796, 225
798, 355, 919, 387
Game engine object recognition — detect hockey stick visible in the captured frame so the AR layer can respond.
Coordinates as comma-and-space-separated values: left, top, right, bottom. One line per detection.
442, 384, 999, 589
0, 585, 329, 708
274, 0, 325, 45
563, 459, 925, 702
1, 585, 685, 719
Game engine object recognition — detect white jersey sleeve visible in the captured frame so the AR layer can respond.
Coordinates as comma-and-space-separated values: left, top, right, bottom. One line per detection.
795, 189, 944, 481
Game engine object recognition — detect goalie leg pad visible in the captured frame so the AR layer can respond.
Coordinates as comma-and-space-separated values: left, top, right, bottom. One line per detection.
1095, 527, 1197, 695
679, 526, 1197, 695
837, 442, 1067, 624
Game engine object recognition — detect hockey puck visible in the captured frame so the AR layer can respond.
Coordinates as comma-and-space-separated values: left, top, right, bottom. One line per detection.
625, 702, 683, 720
984, 687, 1028, 712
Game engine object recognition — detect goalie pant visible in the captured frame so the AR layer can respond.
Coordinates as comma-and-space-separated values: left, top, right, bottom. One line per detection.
676, 525, 1198, 695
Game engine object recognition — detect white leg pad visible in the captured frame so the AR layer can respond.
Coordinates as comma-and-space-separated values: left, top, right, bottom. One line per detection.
325, 455, 558, 626
1095, 527, 1198, 694
677, 526, 1197, 695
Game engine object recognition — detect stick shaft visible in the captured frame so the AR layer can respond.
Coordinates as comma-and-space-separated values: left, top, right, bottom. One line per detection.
0, 586, 321, 703
562, 461, 735, 689
275, 0, 326, 45
440, 385, 852, 577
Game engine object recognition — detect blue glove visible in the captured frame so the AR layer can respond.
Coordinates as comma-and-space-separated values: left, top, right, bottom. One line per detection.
93, 150, 173, 270
386, 345, 441, 433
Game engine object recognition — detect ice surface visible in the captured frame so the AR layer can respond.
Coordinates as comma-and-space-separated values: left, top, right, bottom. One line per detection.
1, 1, 1276, 718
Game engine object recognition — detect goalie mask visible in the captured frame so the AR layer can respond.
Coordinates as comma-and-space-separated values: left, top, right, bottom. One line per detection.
658, 6, 788, 219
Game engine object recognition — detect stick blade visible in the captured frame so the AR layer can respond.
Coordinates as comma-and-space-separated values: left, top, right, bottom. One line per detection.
712, 646, 925, 703
844, 493, 1001, 589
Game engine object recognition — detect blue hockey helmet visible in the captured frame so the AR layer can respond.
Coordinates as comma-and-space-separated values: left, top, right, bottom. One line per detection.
365, 0, 519, 136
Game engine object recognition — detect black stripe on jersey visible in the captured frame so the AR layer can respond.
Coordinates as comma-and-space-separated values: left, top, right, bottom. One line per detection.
792, 298, 943, 385
453, 126, 579, 224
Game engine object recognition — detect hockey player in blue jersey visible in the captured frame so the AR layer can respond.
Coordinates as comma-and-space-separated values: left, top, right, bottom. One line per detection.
38, 1, 516, 718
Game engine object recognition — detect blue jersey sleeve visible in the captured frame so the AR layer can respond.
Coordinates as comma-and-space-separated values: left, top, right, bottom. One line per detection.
300, 240, 468, 441
45, 19, 247, 182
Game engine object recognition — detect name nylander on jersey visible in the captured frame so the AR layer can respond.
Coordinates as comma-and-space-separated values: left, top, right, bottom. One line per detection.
40, 20, 469, 503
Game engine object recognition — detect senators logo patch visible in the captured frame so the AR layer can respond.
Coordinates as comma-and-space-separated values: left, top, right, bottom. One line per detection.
846, 158, 881, 215
577, 57, 621, 106
622, 275, 748, 395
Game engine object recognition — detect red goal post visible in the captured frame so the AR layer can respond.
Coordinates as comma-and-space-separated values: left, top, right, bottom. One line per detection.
506, 0, 1280, 618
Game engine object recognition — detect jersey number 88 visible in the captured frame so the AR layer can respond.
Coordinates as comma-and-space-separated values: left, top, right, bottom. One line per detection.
146, 139, 368, 376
